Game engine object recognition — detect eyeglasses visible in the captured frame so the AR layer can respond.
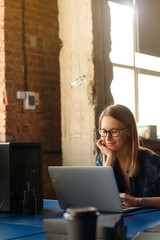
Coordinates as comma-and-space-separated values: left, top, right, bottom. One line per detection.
97, 128, 126, 138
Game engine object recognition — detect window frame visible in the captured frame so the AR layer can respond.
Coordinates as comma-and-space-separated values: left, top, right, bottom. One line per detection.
109, 0, 160, 125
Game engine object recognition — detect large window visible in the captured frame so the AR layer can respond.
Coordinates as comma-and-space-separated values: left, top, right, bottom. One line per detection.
109, 0, 160, 138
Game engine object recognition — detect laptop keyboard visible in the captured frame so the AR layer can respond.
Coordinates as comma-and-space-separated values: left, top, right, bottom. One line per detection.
123, 205, 142, 212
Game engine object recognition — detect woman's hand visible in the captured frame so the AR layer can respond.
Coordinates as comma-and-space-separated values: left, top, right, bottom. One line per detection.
96, 138, 117, 167
120, 193, 141, 207
120, 193, 160, 208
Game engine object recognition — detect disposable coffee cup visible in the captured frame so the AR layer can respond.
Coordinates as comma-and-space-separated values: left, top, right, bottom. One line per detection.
64, 207, 99, 240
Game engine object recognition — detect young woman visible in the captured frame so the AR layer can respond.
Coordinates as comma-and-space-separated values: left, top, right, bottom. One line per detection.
96, 104, 160, 208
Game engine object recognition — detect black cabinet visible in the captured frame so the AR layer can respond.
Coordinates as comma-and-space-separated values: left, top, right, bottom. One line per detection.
0, 142, 43, 212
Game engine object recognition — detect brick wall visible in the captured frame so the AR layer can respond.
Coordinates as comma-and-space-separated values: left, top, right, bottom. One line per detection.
2, 0, 61, 199
0, 0, 6, 142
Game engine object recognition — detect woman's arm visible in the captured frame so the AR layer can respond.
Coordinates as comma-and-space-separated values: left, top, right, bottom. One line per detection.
120, 193, 160, 208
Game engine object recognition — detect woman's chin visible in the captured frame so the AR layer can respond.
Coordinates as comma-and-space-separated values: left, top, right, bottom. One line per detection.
107, 146, 117, 152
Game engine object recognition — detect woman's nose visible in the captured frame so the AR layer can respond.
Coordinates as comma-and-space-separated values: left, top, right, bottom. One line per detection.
105, 132, 112, 140
101, 135, 106, 140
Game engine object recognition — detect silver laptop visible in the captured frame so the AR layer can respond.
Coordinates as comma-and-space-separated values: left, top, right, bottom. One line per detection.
48, 166, 141, 213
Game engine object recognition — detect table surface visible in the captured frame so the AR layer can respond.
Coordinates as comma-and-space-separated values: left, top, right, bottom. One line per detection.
0, 200, 160, 239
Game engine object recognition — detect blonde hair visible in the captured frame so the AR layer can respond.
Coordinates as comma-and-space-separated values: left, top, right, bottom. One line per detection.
99, 104, 140, 177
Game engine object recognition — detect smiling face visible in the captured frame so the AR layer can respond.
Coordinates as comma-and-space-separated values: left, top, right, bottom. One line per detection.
101, 116, 131, 153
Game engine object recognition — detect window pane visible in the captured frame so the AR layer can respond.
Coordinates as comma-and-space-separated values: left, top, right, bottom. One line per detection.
109, 1, 134, 66
135, 52, 160, 72
111, 67, 135, 115
138, 74, 160, 137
